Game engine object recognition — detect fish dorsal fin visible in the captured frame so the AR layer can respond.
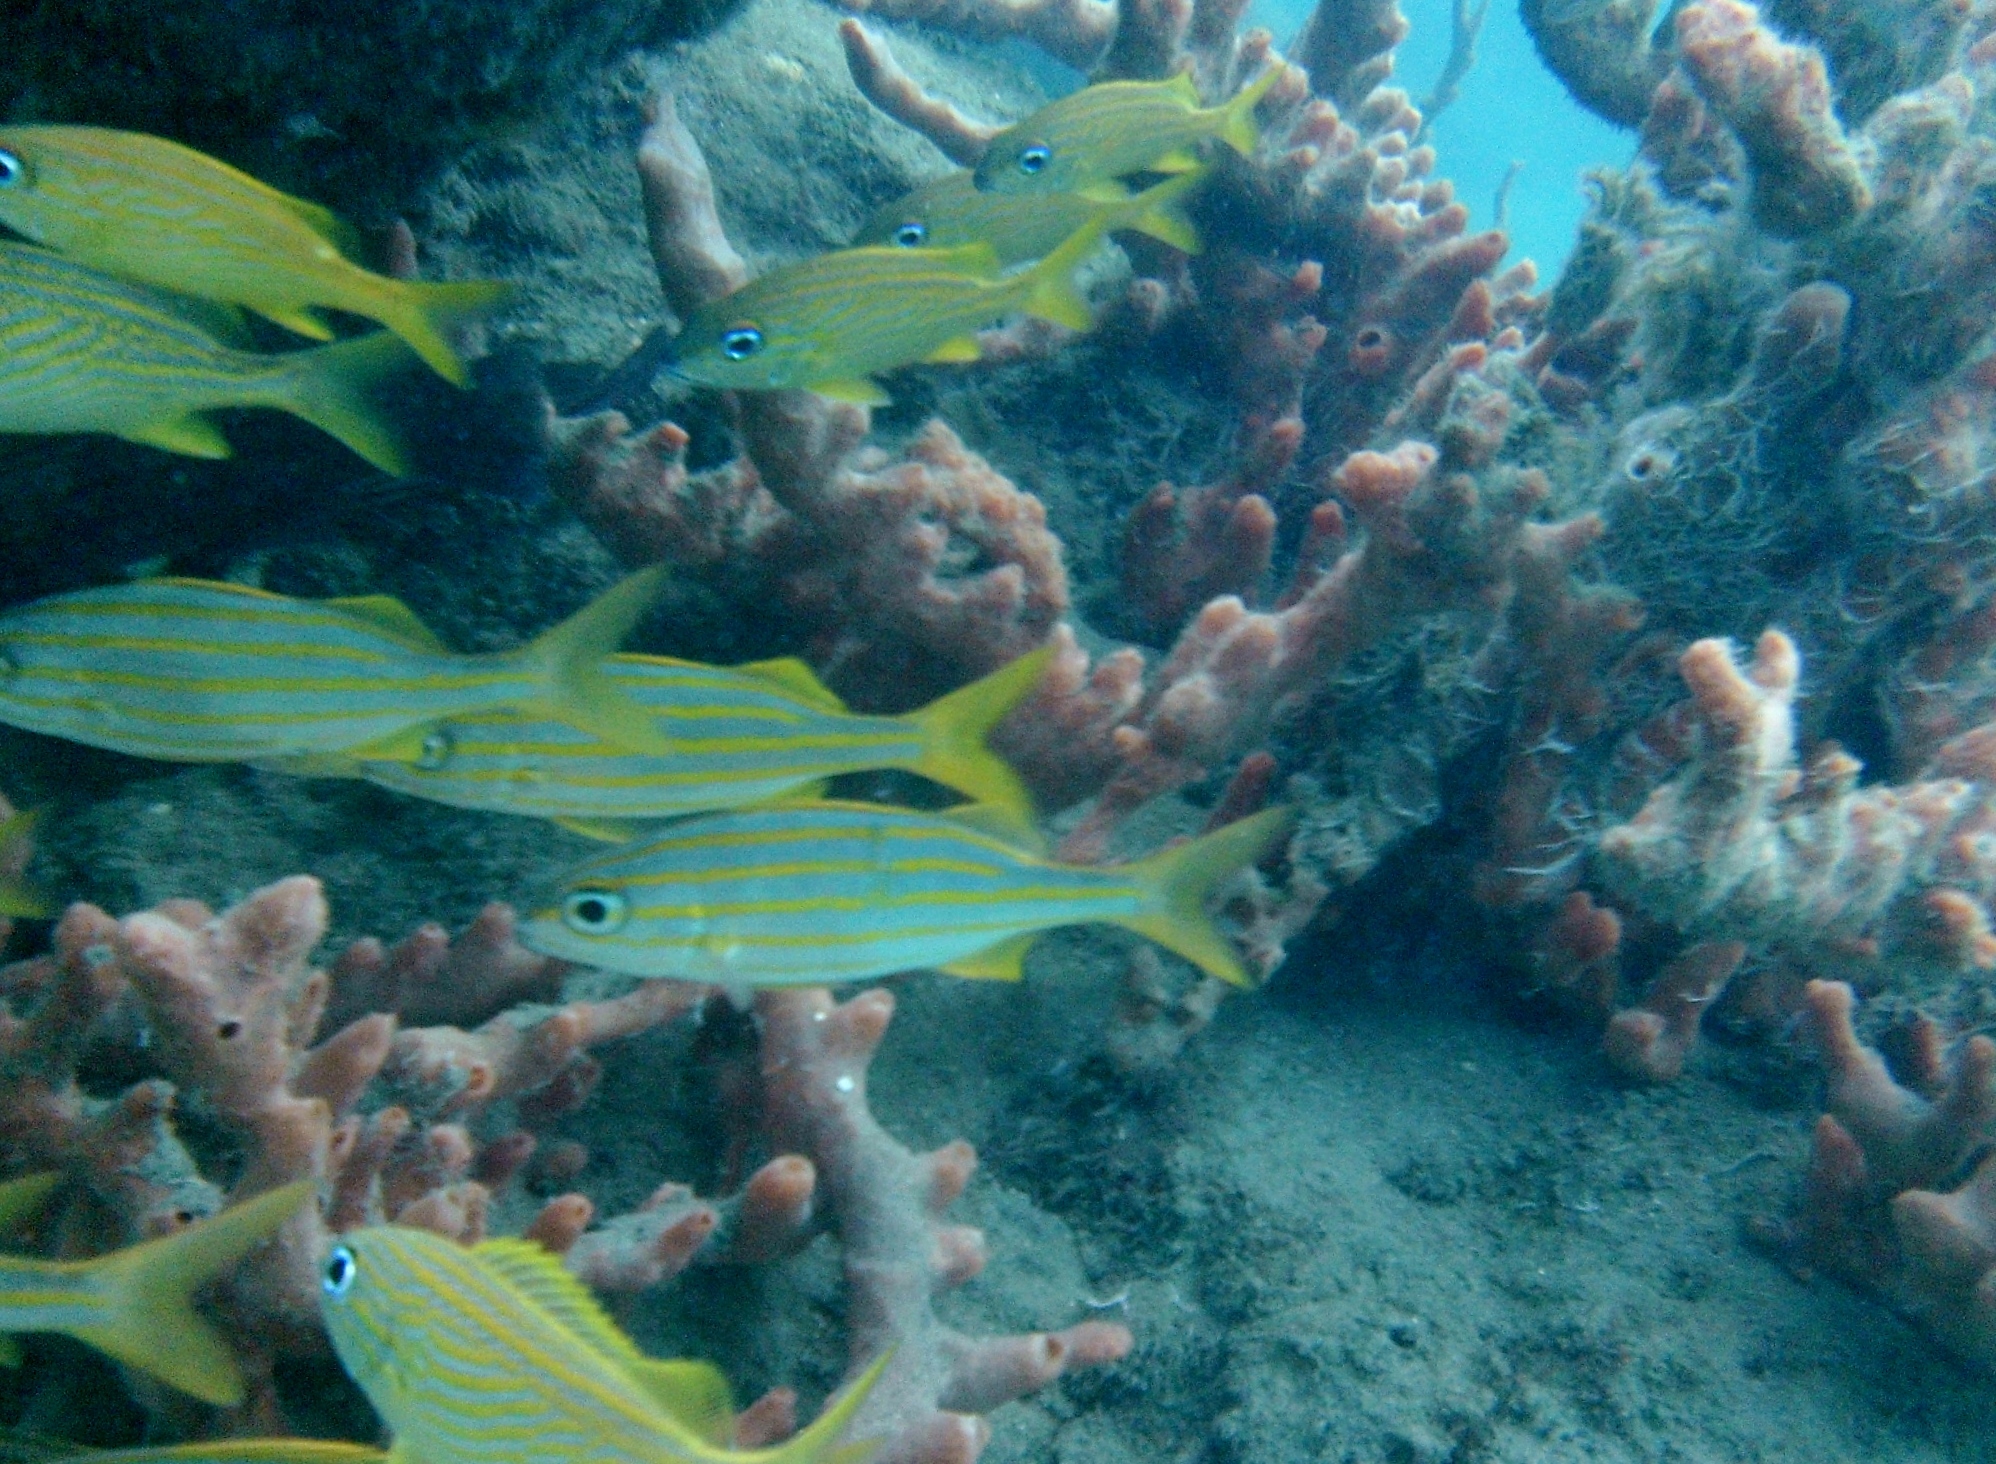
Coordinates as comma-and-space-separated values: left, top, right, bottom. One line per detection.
152, 576, 283, 599
629, 1358, 736, 1447
470, 1237, 647, 1368
124, 413, 232, 460
938, 931, 1037, 981
925, 335, 982, 365
326, 594, 452, 653
735, 656, 846, 712
811, 377, 893, 406
274, 193, 370, 260
0, 1172, 60, 1233
937, 801, 1045, 852
1168, 71, 1201, 104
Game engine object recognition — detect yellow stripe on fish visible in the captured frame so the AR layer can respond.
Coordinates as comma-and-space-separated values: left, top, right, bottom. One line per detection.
855, 168, 1207, 264
318, 1225, 883, 1464
671, 212, 1107, 404
0, 243, 411, 474
972, 69, 1282, 195
274, 646, 1050, 836
0, 570, 677, 763
0, 1179, 310, 1405
0, 127, 512, 385
521, 799, 1294, 988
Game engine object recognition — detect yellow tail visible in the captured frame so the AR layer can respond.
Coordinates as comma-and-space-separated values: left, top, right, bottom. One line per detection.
1019, 215, 1109, 331
520, 568, 677, 759
380, 277, 516, 387
1117, 169, 1207, 255
1117, 805, 1296, 988
1218, 66, 1282, 156
906, 645, 1051, 832
73, 1181, 312, 1405
740, 1351, 891, 1464
274, 328, 417, 477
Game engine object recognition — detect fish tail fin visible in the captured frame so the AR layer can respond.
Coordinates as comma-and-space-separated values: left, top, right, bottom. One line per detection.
1021, 216, 1109, 332
1125, 169, 1207, 254
1118, 805, 1296, 988
380, 277, 517, 387
522, 568, 675, 757
1219, 66, 1282, 155
0, 810, 51, 919
276, 329, 416, 477
71, 1182, 312, 1406
905, 646, 1050, 830
750, 1352, 892, 1464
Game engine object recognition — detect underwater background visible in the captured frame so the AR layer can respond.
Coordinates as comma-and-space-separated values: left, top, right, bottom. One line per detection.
2, 0, 1996, 1459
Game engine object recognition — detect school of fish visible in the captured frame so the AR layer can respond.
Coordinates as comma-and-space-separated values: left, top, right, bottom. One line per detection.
0, 61, 1294, 1464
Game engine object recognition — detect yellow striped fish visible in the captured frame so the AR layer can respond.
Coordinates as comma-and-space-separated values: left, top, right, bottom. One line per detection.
0, 127, 511, 386
0, 570, 678, 764
319, 1227, 881, 1464
671, 212, 1106, 405
972, 69, 1281, 195
0, 243, 410, 474
521, 800, 1294, 988
279, 645, 1051, 836
854, 168, 1206, 265
0, 1179, 310, 1405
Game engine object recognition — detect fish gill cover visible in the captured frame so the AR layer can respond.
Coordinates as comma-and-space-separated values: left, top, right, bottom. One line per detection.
1, 0, 1995, 1459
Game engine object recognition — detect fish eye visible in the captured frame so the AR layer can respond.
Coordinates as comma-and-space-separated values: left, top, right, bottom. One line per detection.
893, 222, 927, 247
720, 325, 764, 360
1623, 444, 1677, 482
562, 889, 628, 935
0, 150, 21, 188
416, 728, 454, 770
1017, 144, 1052, 175
322, 1245, 357, 1298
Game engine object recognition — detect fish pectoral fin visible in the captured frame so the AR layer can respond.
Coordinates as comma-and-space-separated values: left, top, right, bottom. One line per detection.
937, 932, 1037, 981
553, 816, 644, 843
735, 656, 846, 711
924, 335, 983, 365
1146, 147, 1204, 173
810, 377, 893, 406
325, 594, 453, 653
123, 413, 233, 460
629, 1358, 737, 1447
252, 302, 337, 342
253, 750, 368, 779
468, 1238, 649, 1368
336, 726, 434, 763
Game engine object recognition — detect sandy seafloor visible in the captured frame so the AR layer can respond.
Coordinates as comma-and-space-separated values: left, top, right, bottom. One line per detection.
542, 924, 1996, 1464
895, 961, 1996, 1464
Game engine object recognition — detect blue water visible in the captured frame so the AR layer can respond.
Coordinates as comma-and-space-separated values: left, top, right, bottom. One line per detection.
1251, 0, 1634, 274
